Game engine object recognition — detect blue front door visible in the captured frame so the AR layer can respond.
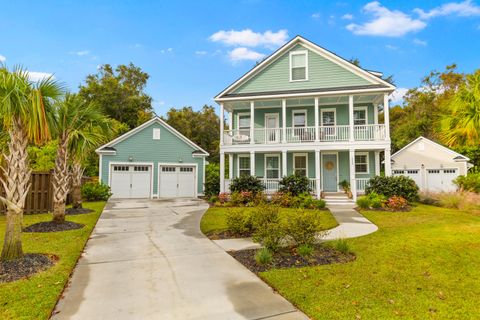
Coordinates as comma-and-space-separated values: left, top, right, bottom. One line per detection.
322, 154, 338, 192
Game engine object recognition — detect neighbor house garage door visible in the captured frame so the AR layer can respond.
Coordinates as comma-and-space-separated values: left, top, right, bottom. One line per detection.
159, 165, 195, 198
426, 168, 458, 192
110, 165, 152, 198
393, 169, 422, 189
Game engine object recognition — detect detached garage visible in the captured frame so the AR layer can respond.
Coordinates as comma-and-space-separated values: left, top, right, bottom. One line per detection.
391, 136, 472, 192
96, 117, 208, 199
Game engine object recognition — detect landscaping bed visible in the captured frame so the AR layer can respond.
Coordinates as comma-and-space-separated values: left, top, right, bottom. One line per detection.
23, 221, 84, 233
65, 207, 95, 215
0, 253, 56, 283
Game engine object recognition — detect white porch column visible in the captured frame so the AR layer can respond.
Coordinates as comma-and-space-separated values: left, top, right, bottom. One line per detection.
348, 95, 354, 142
220, 103, 225, 145
282, 99, 287, 143
384, 93, 390, 140
314, 97, 319, 142
374, 151, 380, 176
250, 151, 255, 176
250, 101, 255, 144
384, 148, 392, 176
349, 148, 357, 202
315, 150, 321, 199
282, 151, 287, 177
228, 154, 233, 179
228, 111, 233, 129
374, 104, 379, 125
220, 152, 225, 192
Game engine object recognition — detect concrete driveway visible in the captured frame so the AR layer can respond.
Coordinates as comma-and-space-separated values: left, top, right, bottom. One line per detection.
53, 199, 308, 320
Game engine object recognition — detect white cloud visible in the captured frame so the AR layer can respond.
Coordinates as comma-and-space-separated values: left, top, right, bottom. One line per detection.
311, 13, 321, 19
390, 87, 409, 103
385, 44, 398, 50
0, 54, 6, 62
195, 50, 207, 55
413, 38, 428, 46
69, 50, 90, 56
209, 29, 289, 48
414, 0, 480, 19
27, 71, 54, 82
134, 43, 142, 48
229, 47, 266, 62
160, 48, 173, 54
346, 2, 426, 37
342, 13, 354, 20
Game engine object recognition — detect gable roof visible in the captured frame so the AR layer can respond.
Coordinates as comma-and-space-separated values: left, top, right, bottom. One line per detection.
96, 117, 209, 156
391, 136, 469, 161
215, 35, 395, 101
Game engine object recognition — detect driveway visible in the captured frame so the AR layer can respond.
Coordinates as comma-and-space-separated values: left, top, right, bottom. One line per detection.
53, 199, 308, 320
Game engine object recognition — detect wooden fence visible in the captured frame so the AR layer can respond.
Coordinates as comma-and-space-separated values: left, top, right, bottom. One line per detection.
0, 171, 91, 214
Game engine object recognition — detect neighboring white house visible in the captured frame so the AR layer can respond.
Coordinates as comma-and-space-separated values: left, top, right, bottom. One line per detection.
391, 136, 472, 192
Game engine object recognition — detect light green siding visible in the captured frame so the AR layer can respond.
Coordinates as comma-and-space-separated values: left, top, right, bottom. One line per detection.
233, 44, 372, 94
101, 121, 205, 195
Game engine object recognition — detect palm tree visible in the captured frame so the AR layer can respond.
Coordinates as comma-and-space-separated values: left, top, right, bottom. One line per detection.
0, 66, 63, 260
440, 70, 480, 147
51, 93, 109, 223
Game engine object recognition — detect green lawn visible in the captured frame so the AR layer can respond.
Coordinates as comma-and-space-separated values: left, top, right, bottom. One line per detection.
0, 201, 106, 320
260, 205, 480, 319
200, 206, 338, 236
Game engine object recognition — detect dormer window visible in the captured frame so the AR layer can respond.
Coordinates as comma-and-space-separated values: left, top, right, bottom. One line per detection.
290, 51, 308, 81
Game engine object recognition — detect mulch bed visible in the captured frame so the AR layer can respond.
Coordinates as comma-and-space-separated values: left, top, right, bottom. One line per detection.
23, 221, 85, 233
65, 207, 94, 215
0, 253, 56, 283
229, 245, 356, 273
208, 230, 253, 240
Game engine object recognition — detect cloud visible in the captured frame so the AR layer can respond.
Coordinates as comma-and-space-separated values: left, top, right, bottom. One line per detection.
229, 47, 266, 62
69, 50, 90, 56
413, 38, 428, 46
134, 43, 142, 48
160, 48, 173, 53
342, 13, 354, 20
390, 87, 408, 103
311, 13, 321, 19
0, 54, 5, 62
414, 0, 480, 19
346, 2, 426, 37
27, 72, 54, 82
195, 50, 207, 55
385, 44, 398, 50
209, 29, 289, 48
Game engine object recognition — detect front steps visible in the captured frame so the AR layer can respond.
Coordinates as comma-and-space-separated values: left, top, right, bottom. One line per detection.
323, 192, 355, 206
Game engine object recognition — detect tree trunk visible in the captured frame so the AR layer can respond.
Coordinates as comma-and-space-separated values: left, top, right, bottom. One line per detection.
52, 135, 70, 224
71, 161, 84, 209
0, 118, 31, 261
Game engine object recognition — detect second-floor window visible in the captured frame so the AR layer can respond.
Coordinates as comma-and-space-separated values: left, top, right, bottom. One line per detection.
293, 110, 307, 128
290, 51, 308, 81
354, 108, 367, 126
238, 114, 250, 129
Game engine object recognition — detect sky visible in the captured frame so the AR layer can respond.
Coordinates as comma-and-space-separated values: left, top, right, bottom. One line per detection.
1, 0, 480, 115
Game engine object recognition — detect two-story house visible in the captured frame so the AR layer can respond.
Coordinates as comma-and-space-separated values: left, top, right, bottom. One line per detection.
215, 36, 395, 201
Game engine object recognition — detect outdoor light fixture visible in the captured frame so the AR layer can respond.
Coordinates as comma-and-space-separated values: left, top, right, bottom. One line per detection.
128, 156, 134, 162
178, 157, 183, 163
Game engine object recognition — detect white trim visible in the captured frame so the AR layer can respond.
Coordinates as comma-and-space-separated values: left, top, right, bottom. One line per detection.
293, 153, 308, 177
264, 113, 280, 128
236, 112, 251, 129
99, 154, 103, 184
237, 154, 250, 177
321, 108, 336, 126
108, 161, 154, 199
292, 109, 308, 127
391, 136, 470, 161
355, 152, 370, 174
321, 151, 340, 192
157, 162, 198, 198
289, 50, 309, 82
264, 153, 281, 179
353, 106, 368, 125
96, 117, 209, 156
214, 35, 395, 100
202, 157, 206, 194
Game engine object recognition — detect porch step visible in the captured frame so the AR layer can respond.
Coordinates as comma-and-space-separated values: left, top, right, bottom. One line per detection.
323, 192, 354, 206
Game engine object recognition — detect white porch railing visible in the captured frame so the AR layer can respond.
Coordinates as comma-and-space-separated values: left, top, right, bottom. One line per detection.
319, 125, 350, 142
356, 178, 370, 193
223, 178, 317, 194
285, 127, 316, 143
223, 129, 251, 145
308, 178, 316, 192
253, 128, 282, 144
354, 124, 386, 141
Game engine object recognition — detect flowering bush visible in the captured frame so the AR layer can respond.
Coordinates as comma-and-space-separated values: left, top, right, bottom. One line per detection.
270, 191, 293, 207
218, 192, 230, 204
386, 196, 408, 211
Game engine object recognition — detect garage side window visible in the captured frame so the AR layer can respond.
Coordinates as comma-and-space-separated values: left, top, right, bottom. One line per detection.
153, 128, 161, 140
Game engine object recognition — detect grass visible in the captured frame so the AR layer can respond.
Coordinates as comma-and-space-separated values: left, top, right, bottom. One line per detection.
260, 204, 480, 319
0, 201, 106, 320
200, 206, 339, 236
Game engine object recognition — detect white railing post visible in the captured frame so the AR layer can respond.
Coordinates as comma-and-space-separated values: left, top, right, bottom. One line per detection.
250, 150, 255, 176
220, 103, 224, 146
220, 152, 225, 193
349, 95, 354, 142
349, 148, 357, 202
384, 93, 390, 140
282, 151, 287, 177
250, 101, 255, 144
314, 97, 319, 142
315, 150, 321, 199
282, 99, 287, 143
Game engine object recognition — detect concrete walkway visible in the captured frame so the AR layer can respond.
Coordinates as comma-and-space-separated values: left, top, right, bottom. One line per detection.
52, 199, 308, 320
214, 204, 378, 252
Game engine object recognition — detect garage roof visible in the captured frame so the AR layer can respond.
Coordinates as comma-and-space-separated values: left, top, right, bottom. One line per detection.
391, 136, 470, 161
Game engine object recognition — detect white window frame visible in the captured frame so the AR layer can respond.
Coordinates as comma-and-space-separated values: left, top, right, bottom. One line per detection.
153, 128, 161, 140
355, 152, 370, 174
289, 50, 309, 82
321, 108, 337, 126
293, 153, 308, 177
264, 154, 281, 179
353, 106, 368, 126
237, 154, 251, 177
236, 112, 251, 130
292, 109, 307, 128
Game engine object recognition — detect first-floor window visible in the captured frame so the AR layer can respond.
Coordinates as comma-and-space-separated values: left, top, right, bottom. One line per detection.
293, 154, 307, 176
265, 155, 280, 179
355, 153, 369, 174
238, 156, 250, 177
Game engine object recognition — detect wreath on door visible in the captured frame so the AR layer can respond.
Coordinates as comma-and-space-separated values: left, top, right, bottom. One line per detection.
325, 161, 334, 171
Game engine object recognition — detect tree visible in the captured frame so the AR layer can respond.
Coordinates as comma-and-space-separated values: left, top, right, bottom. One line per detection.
51, 93, 109, 223
0, 67, 63, 260
163, 105, 220, 162
27, 140, 57, 171
79, 63, 153, 129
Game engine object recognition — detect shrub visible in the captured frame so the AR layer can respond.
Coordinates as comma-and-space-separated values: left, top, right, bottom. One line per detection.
226, 209, 252, 235
218, 192, 230, 204
270, 191, 293, 207
454, 173, 480, 193
255, 248, 273, 266
204, 163, 220, 197
230, 175, 265, 194
333, 238, 351, 254
283, 209, 323, 247
369, 192, 387, 208
313, 199, 326, 209
297, 244, 314, 257
230, 191, 255, 206
251, 205, 285, 252
366, 175, 419, 202
437, 192, 463, 209
385, 196, 409, 211
356, 196, 371, 209
279, 174, 311, 196
81, 182, 112, 201
209, 195, 219, 203
338, 180, 350, 192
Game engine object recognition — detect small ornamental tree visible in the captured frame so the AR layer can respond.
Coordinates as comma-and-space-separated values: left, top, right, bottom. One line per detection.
279, 174, 311, 196
229, 175, 265, 194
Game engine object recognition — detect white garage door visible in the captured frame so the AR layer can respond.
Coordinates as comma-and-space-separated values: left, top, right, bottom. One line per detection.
159, 165, 196, 198
393, 169, 422, 189
110, 165, 152, 198
426, 168, 458, 192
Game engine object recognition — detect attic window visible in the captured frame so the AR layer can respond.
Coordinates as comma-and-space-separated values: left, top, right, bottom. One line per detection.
290, 51, 308, 81
153, 128, 161, 140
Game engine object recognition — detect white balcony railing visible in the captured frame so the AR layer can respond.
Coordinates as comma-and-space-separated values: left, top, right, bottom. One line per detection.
354, 124, 386, 141
254, 128, 282, 144
285, 126, 316, 143
319, 125, 350, 142
356, 178, 370, 192
223, 129, 251, 145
